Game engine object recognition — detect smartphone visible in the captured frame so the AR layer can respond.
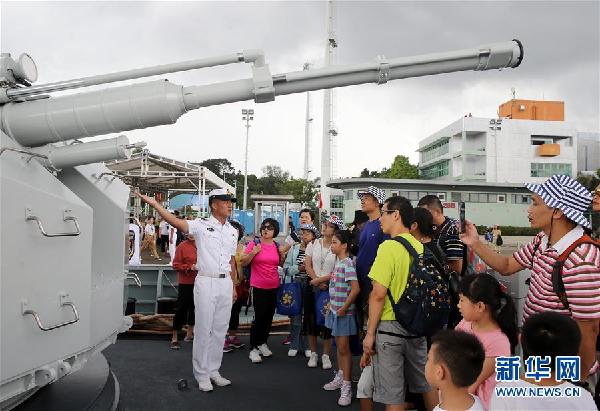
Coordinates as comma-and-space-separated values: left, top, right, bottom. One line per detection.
459, 202, 466, 233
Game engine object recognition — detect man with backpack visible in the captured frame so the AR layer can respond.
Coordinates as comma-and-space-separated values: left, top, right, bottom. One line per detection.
361, 196, 438, 411
461, 174, 600, 385
417, 195, 465, 274
418, 195, 466, 328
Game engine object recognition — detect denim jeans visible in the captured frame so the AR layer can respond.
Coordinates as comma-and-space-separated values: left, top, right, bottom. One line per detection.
289, 275, 308, 351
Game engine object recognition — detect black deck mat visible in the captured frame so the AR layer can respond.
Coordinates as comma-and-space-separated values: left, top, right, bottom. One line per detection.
104, 334, 376, 411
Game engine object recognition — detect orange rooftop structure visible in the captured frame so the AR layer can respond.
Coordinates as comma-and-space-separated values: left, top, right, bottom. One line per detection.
498, 99, 564, 121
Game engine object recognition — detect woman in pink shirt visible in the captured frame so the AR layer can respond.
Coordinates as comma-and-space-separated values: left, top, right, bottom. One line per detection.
241, 218, 284, 364
455, 273, 518, 410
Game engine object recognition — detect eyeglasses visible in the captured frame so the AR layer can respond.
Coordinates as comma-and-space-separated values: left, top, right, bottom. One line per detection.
381, 209, 397, 216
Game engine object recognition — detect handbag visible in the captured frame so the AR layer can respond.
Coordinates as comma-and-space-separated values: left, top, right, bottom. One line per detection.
496, 235, 504, 246
236, 279, 250, 306
276, 268, 303, 316
315, 288, 330, 326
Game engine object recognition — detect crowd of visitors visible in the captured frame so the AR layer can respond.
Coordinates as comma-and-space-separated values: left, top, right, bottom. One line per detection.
133, 175, 600, 410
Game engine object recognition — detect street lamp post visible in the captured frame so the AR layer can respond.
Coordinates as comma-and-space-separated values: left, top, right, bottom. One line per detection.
242, 108, 254, 210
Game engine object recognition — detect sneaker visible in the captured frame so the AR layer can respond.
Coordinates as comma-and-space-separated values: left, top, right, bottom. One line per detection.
282, 335, 291, 345
170, 341, 180, 350
257, 343, 272, 357
249, 348, 262, 363
223, 339, 233, 353
307, 352, 318, 368
304, 349, 312, 358
322, 354, 332, 370
197, 379, 213, 392
323, 370, 344, 391
338, 382, 352, 406
210, 373, 231, 387
287, 349, 298, 357
228, 335, 244, 349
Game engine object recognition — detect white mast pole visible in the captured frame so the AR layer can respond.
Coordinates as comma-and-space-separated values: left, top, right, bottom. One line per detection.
303, 62, 312, 180
320, 0, 337, 214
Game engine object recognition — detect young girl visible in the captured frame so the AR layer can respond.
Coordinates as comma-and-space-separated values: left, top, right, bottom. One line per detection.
283, 224, 320, 357
322, 230, 360, 407
455, 273, 518, 410
304, 216, 340, 369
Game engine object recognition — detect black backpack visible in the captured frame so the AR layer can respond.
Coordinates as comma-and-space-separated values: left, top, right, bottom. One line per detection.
386, 236, 452, 337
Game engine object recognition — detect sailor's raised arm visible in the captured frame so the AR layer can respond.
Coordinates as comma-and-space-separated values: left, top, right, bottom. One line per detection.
134, 191, 189, 233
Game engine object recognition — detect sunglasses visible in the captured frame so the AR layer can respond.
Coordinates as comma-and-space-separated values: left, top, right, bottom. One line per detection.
261, 225, 275, 231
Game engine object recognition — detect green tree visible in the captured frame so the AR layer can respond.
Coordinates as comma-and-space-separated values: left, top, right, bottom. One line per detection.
379, 155, 419, 179
281, 178, 317, 204
259, 165, 290, 194
577, 170, 600, 193
359, 167, 381, 178
198, 158, 236, 178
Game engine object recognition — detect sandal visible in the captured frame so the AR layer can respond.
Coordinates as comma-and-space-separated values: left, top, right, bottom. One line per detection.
170, 341, 180, 350
183, 335, 194, 342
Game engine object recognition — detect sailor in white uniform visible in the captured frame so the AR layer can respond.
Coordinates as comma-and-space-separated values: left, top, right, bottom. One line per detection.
135, 188, 238, 392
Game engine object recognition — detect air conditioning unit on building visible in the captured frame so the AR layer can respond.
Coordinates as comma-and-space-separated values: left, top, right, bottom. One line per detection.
437, 193, 447, 201
497, 194, 506, 203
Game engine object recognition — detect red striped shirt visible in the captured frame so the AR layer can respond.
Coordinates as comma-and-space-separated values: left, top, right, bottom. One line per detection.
513, 227, 600, 321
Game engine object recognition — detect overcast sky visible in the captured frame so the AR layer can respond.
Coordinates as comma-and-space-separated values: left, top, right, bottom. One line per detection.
2, 1, 598, 181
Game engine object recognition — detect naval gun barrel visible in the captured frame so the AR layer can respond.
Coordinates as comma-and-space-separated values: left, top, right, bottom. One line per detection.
1, 40, 522, 147
28, 136, 143, 169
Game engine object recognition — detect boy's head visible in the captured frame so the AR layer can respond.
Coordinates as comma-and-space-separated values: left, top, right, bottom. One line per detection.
521, 312, 581, 371
426, 330, 485, 389
379, 196, 414, 234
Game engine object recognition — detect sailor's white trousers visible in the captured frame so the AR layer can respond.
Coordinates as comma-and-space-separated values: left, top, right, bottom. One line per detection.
192, 275, 233, 382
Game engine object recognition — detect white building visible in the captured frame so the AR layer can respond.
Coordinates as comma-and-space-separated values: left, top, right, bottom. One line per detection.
578, 132, 600, 173
418, 117, 578, 183
417, 99, 585, 183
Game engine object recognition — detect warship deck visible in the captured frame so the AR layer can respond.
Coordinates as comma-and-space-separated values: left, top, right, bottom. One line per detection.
104, 333, 373, 411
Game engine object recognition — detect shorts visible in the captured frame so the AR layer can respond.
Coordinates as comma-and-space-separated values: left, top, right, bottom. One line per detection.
324, 311, 357, 337
357, 365, 374, 399
372, 320, 431, 405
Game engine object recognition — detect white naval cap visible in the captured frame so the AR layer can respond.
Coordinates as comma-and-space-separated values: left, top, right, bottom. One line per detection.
208, 188, 237, 202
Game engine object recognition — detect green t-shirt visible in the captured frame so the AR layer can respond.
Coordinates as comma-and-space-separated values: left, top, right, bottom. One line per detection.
368, 233, 424, 321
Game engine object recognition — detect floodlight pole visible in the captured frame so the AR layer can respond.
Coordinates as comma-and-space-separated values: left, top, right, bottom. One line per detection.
242, 108, 254, 210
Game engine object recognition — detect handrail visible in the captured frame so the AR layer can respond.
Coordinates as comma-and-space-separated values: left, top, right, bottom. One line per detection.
26, 211, 81, 237
22, 301, 80, 331
0, 146, 48, 162
125, 271, 142, 288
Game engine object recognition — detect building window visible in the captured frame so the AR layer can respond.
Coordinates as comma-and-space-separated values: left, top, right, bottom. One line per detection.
511, 194, 531, 204
421, 138, 450, 163
451, 192, 461, 202
343, 190, 353, 200
531, 163, 572, 177
531, 135, 573, 146
458, 192, 507, 203
330, 211, 344, 220
330, 195, 344, 209
420, 160, 449, 179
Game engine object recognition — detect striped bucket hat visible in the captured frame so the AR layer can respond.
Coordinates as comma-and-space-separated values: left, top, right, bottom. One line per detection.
357, 186, 386, 205
299, 223, 320, 238
525, 174, 592, 229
